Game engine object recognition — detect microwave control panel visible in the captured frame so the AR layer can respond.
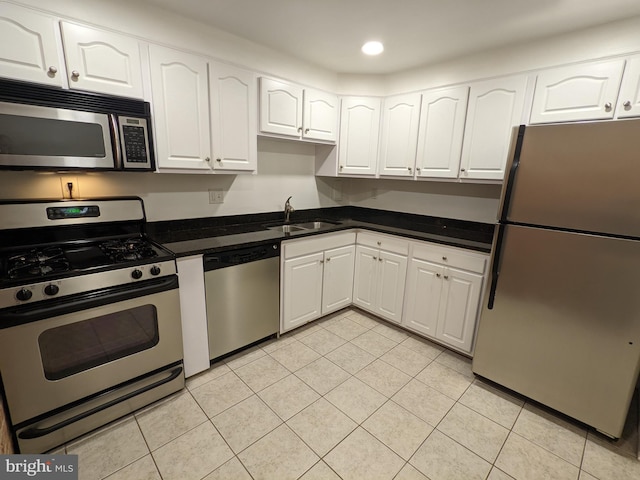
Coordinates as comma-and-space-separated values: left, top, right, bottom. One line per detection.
118, 116, 151, 169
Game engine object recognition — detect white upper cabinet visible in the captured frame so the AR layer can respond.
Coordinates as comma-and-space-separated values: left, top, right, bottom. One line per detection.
260, 77, 338, 142
338, 96, 381, 176
149, 45, 212, 171
460, 75, 527, 181
616, 55, 640, 119
260, 77, 303, 137
209, 62, 257, 171
0, 5, 63, 87
303, 88, 338, 142
378, 93, 422, 177
530, 59, 625, 124
416, 86, 469, 179
60, 22, 144, 99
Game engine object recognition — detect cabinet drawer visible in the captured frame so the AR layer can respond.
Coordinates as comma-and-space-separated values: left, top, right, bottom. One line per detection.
283, 231, 355, 259
411, 242, 487, 273
357, 231, 409, 255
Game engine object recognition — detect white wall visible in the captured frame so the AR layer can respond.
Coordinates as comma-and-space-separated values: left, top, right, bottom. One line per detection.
0, 138, 345, 222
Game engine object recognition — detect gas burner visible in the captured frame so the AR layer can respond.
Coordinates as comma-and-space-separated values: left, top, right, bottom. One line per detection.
7, 248, 70, 280
100, 238, 158, 263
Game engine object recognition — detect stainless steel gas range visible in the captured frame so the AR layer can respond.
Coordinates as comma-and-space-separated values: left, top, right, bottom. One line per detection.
0, 197, 184, 453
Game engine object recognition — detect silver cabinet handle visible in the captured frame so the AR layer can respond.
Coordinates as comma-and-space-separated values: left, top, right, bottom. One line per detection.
205, 157, 210, 162
460, 168, 466, 172
436, 273, 441, 278
326, 257, 331, 262
297, 127, 303, 133
408, 167, 412, 173
378, 257, 383, 262
48, 66, 57, 74
442, 256, 447, 261
71, 70, 80, 79
377, 241, 381, 246
416, 167, 421, 172
304, 128, 309, 134
373, 256, 377, 261
216, 158, 222, 162
444, 275, 449, 280
623, 100, 632, 108
604, 102, 612, 111
339, 165, 344, 170
320, 259, 324, 264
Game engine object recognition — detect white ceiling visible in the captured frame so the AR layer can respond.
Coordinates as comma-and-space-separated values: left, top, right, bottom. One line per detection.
143, 0, 640, 74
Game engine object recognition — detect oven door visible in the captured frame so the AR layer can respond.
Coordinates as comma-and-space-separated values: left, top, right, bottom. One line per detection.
0, 276, 183, 426
0, 101, 116, 170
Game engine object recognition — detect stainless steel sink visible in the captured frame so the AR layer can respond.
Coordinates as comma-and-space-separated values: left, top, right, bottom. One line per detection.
268, 224, 307, 233
265, 220, 339, 233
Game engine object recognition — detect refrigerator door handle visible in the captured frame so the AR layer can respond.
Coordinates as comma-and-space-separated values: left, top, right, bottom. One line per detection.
487, 224, 506, 310
499, 125, 526, 222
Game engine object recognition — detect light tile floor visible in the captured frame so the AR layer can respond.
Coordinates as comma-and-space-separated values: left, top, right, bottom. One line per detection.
56, 308, 640, 480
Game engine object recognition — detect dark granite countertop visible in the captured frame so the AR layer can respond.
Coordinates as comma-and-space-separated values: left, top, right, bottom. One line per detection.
146, 206, 494, 257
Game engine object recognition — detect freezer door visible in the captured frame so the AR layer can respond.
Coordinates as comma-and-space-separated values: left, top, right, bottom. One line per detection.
473, 224, 640, 438
504, 119, 640, 238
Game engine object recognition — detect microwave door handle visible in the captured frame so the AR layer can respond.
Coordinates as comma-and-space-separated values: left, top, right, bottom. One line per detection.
109, 113, 123, 169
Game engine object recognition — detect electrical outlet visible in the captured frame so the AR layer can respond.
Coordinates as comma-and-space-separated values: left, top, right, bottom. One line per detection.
208, 189, 224, 204
60, 177, 80, 199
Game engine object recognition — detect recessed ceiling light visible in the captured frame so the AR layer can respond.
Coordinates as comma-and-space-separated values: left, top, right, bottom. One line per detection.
362, 41, 384, 56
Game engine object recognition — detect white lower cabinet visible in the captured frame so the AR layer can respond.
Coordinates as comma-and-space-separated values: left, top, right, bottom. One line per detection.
353, 232, 408, 324
281, 232, 356, 332
402, 243, 487, 354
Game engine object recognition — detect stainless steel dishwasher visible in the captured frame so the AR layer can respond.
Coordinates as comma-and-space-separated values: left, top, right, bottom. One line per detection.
203, 242, 280, 360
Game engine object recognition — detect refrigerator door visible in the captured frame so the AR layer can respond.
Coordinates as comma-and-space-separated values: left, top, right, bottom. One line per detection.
504, 119, 640, 238
473, 224, 640, 438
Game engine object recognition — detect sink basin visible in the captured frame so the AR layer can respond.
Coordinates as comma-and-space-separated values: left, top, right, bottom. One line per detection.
265, 220, 339, 233
294, 221, 339, 230
267, 224, 307, 233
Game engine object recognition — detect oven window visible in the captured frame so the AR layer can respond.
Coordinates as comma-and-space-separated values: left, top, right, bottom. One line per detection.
38, 305, 159, 380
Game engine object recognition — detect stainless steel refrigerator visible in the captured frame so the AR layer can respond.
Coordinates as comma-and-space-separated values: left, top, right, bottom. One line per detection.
472, 119, 640, 438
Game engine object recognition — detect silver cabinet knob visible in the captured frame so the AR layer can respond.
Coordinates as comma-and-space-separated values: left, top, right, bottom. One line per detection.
623, 100, 632, 109
297, 127, 303, 133
205, 157, 211, 162
377, 241, 381, 246
460, 168, 466, 172
436, 273, 441, 278
373, 256, 377, 261
216, 158, 222, 162
416, 167, 421, 172
378, 257, 383, 262
320, 259, 324, 264
339, 165, 344, 170
304, 128, 309, 134
48, 66, 57, 74
604, 102, 612, 111
443, 275, 449, 280
326, 257, 331, 262
442, 256, 447, 261
408, 167, 412, 173
71, 70, 80, 79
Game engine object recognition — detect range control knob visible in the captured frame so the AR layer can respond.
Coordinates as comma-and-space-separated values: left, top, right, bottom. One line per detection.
131, 269, 143, 280
44, 284, 59, 296
16, 288, 33, 301
150, 265, 161, 276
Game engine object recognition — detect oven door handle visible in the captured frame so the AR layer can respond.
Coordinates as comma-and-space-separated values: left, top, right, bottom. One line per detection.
1, 276, 178, 327
18, 365, 183, 440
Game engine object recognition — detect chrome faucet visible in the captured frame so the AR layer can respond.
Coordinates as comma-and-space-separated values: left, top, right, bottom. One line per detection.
284, 196, 295, 223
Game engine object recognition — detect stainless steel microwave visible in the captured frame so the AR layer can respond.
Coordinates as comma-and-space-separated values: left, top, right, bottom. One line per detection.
0, 78, 155, 171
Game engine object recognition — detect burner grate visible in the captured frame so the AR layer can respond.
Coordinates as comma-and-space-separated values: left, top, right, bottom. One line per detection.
7, 247, 70, 280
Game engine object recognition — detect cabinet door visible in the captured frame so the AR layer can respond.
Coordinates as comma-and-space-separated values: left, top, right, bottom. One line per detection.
338, 97, 381, 176
209, 62, 257, 171
260, 77, 303, 137
416, 86, 469, 179
402, 258, 443, 337
322, 245, 355, 314
378, 93, 422, 177
60, 22, 144, 99
375, 250, 408, 324
353, 245, 378, 312
149, 45, 211, 171
530, 59, 624, 124
616, 55, 640, 119
460, 75, 527, 181
303, 88, 338, 142
436, 267, 482, 353
0, 5, 63, 86
282, 252, 324, 332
